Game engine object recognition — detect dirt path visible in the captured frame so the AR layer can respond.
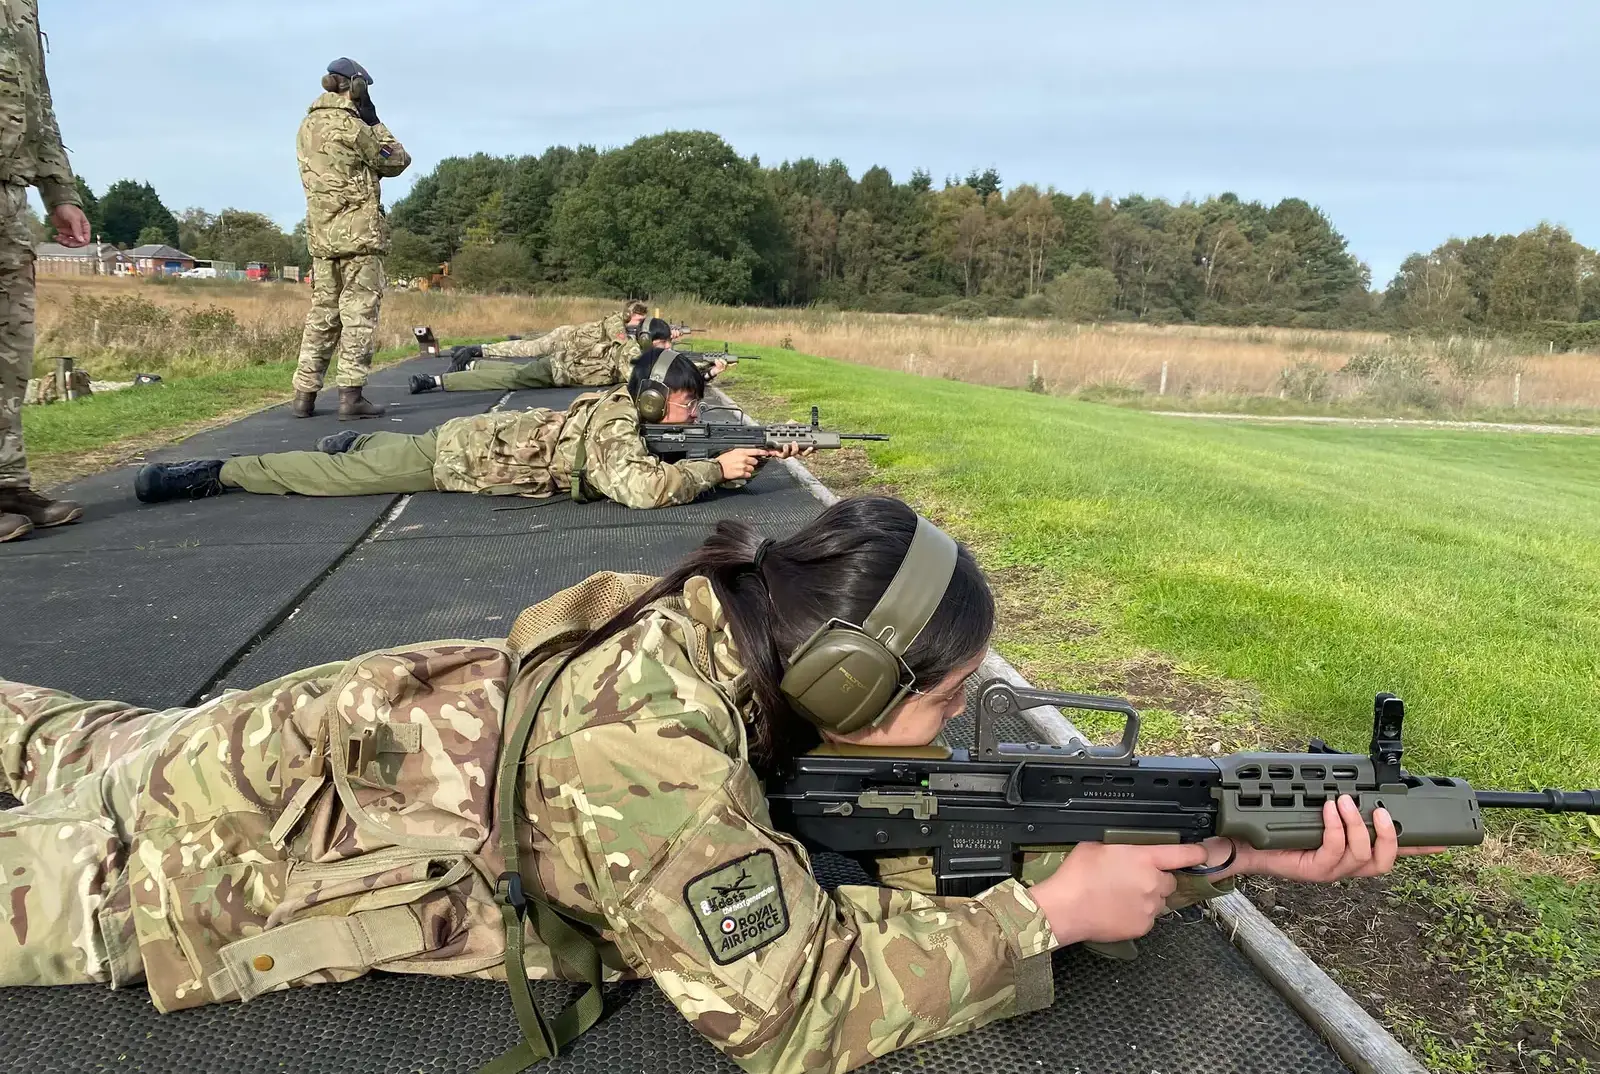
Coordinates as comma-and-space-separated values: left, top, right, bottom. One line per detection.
1151, 411, 1600, 435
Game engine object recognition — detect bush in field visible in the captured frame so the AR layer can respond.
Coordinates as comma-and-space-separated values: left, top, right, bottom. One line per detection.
1342, 344, 1444, 409
451, 241, 536, 294
44, 291, 298, 377
1279, 359, 1332, 403
1045, 266, 1117, 323
935, 298, 987, 320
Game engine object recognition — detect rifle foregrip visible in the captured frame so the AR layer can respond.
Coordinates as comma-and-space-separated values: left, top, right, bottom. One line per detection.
1216, 782, 1486, 850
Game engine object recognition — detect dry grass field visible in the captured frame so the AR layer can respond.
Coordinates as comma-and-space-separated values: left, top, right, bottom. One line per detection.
34, 276, 1600, 413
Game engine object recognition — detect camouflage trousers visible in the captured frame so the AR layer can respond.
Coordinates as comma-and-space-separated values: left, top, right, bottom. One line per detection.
441, 358, 555, 392
0, 680, 194, 986
482, 326, 574, 361
0, 183, 38, 490
294, 254, 385, 392
220, 430, 439, 496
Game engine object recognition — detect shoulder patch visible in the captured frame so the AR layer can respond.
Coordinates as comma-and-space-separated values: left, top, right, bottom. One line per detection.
684, 849, 789, 965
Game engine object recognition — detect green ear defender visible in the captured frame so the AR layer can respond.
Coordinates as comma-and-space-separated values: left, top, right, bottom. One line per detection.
779, 515, 960, 734
634, 349, 679, 422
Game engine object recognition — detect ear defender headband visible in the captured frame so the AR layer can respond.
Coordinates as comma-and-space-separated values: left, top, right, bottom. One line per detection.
779, 515, 960, 734
634, 349, 680, 422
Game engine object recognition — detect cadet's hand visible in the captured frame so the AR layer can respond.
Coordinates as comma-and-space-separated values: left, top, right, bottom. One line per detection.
52, 204, 91, 247
718, 448, 766, 481
769, 443, 811, 460
1224, 795, 1446, 883
1030, 842, 1209, 947
353, 94, 380, 126
708, 359, 729, 379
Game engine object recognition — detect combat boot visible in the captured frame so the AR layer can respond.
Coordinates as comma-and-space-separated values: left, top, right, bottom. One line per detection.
292, 391, 318, 418
447, 344, 483, 373
317, 429, 361, 455
0, 487, 85, 529
337, 387, 386, 421
409, 373, 440, 394
0, 512, 33, 542
135, 460, 227, 503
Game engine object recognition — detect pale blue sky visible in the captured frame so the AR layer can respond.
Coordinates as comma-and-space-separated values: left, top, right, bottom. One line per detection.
44, 0, 1599, 285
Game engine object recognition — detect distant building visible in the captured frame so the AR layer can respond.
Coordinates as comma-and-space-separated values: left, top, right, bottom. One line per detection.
127, 244, 197, 276
35, 242, 131, 276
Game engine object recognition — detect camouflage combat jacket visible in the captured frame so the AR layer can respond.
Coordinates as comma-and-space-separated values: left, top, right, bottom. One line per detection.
430, 386, 726, 508
0, 0, 79, 210
297, 92, 410, 258
551, 333, 639, 387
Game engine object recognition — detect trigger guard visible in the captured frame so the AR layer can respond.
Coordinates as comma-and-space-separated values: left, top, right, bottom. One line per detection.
1178, 838, 1237, 877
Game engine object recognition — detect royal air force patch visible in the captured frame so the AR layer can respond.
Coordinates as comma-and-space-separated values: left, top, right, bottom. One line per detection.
684, 850, 789, 964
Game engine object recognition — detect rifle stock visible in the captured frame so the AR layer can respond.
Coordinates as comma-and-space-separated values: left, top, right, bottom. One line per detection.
765, 680, 1598, 897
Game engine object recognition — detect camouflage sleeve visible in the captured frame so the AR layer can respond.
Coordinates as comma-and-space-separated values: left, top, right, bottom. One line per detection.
583, 408, 725, 510
355, 120, 411, 178
567, 718, 1060, 1074
24, 11, 79, 209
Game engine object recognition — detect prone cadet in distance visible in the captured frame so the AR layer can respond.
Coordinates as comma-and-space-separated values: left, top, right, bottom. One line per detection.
481, 299, 650, 362
410, 318, 723, 395
133, 352, 780, 510
0, 496, 1428, 1074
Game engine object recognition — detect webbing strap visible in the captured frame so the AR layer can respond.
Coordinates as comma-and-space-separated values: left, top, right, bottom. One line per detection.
478, 650, 604, 1074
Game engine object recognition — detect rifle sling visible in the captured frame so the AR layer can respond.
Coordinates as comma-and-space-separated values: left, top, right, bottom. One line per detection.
479, 649, 604, 1074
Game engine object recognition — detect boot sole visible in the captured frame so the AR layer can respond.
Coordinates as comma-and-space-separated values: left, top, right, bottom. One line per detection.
0, 519, 34, 542
35, 505, 85, 528
338, 412, 386, 421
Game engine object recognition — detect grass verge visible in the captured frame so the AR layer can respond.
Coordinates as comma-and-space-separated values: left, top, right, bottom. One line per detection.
713, 341, 1600, 1073
21, 346, 421, 486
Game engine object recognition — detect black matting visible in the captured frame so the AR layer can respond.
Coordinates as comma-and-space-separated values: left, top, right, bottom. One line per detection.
0, 376, 1352, 1074
0, 359, 500, 705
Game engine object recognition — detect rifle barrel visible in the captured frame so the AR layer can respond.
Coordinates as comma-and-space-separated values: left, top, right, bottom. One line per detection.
841, 433, 891, 441
1476, 788, 1599, 813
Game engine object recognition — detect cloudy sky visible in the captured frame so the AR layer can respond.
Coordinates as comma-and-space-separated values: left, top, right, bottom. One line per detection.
45, 0, 1599, 285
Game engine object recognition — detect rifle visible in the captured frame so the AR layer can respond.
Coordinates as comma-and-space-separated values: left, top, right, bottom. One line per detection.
766, 680, 1599, 897
642, 406, 888, 460
678, 342, 760, 370
627, 322, 707, 339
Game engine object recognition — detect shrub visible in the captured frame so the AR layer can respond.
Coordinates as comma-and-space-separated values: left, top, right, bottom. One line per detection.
935, 298, 988, 320
1279, 359, 1332, 403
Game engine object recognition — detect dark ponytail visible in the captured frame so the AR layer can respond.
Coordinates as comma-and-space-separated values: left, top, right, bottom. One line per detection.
567, 496, 995, 774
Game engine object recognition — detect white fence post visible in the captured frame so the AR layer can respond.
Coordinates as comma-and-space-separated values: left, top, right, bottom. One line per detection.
1513, 372, 1522, 408
1159, 361, 1169, 396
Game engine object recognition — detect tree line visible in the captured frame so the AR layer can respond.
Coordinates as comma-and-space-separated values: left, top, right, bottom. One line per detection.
55, 130, 1600, 342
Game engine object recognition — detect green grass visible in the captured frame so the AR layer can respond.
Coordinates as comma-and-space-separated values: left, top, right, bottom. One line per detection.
21, 345, 423, 479
717, 344, 1600, 800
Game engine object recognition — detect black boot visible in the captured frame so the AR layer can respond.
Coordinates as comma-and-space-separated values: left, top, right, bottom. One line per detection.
447, 344, 483, 373
135, 460, 227, 503
409, 373, 440, 394
317, 429, 362, 455
292, 391, 318, 418
337, 387, 386, 421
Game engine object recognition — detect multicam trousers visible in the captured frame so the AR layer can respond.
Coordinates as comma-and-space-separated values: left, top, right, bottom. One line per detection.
293, 254, 384, 392
0, 182, 37, 490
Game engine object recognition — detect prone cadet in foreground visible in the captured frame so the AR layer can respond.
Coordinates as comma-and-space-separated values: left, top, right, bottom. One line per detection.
134, 352, 790, 510
410, 318, 720, 395
0, 496, 1462, 1074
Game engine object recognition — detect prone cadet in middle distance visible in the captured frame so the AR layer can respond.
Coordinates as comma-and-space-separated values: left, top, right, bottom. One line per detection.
132, 352, 782, 510
409, 318, 723, 395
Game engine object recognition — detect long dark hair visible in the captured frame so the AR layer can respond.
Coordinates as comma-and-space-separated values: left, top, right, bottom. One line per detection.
567, 496, 995, 773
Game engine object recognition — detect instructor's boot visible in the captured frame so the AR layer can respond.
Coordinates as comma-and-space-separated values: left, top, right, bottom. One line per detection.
409, 373, 440, 394
447, 344, 483, 373
0, 487, 85, 529
337, 387, 386, 421
0, 512, 33, 542
292, 391, 318, 418
135, 460, 227, 503
317, 429, 362, 455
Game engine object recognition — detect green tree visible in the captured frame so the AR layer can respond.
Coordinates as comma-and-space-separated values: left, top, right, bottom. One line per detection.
1487, 224, 1580, 325
98, 179, 179, 247
1384, 240, 1473, 329
136, 225, 168, 246
1045, 266, 1118, 321
451, 240, 535, 293
387, 227, 441, 281
550, 131, 784, 304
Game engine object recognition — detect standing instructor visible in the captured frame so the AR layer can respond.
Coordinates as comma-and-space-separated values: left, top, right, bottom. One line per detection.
292, 57, 410, 420
0, 0, 91, 541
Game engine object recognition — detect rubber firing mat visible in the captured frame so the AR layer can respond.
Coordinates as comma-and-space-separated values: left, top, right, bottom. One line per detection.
0, 359, 502, 705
